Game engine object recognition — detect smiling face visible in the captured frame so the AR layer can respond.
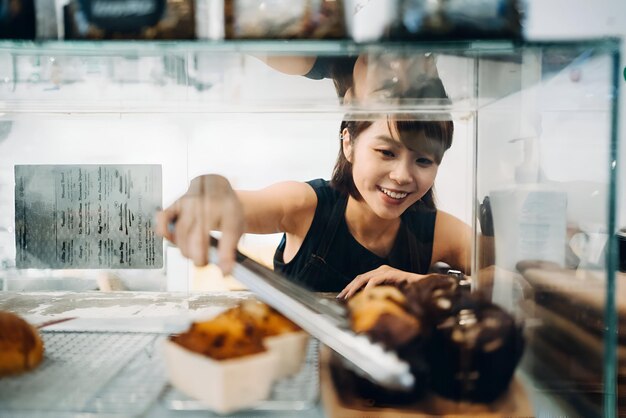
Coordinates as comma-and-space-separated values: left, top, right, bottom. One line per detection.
342, 119, 440, 220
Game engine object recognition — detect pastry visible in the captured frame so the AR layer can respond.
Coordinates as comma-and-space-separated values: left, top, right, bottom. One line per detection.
171, 313, 265, 360
236, 300, 301, 336
343, 275, 524, 404
402, 273, 469, 326
426, 295, 524, 402
172, 301, 302, 360
0, 311, 44, 376
347, 286, 422, 348
345, 286, 430, 403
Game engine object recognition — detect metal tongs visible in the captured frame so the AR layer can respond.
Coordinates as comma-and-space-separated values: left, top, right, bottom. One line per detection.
208, 236, 415, 390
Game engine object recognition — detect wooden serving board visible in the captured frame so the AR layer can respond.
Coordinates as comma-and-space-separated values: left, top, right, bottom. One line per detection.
320, 347, 533, 418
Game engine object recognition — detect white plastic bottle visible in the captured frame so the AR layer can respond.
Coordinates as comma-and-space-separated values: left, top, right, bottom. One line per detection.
489, 136, 567, 309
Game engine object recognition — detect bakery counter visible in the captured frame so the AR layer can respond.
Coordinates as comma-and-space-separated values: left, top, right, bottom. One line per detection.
0, 291, 325, 418
0, 287, 592, 418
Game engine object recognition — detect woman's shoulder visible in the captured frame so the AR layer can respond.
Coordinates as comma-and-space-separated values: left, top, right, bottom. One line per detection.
432, 209, 472, 273
306, 178, 342, 203
434, 209, 469, 231
432, 210, 471, 252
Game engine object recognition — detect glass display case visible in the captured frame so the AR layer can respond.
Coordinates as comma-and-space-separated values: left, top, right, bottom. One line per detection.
0, 39, 621, 417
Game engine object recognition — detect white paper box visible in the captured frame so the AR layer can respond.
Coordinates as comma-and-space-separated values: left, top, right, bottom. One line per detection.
164, 339, 278, 414
265, 331, 309, 379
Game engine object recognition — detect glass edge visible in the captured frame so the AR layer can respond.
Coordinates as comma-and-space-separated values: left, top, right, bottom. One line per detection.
0, 38, 620, 56
602, 45, 621, 418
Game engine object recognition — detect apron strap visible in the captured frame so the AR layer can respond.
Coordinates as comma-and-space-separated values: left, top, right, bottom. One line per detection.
401, 213, 429, 274
407, 223, 422, 273
314, 194, 348, 259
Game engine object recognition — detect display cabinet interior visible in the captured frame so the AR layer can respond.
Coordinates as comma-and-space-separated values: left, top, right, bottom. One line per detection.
0, 39, 621, 417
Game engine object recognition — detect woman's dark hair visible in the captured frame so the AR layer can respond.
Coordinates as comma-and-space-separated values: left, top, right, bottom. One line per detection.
330, 116, 454, 211
304, 55, 357, 98
329, 56, 358, 98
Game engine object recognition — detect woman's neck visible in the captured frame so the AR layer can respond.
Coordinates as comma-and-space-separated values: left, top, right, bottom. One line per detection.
344, 196, 400, 258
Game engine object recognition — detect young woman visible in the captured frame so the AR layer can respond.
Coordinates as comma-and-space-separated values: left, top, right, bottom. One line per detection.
156, 113, 470, 297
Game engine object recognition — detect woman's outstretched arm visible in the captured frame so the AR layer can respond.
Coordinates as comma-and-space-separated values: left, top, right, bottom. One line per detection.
156, 175, 316, 273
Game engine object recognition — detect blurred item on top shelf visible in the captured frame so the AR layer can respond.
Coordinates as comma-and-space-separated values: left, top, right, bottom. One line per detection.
63, 0, 195, 40
33, 0, 62, 39
224, 0, 346, 39
0, 0, 35, 39
0, 0, 63, 40
195, 0, 224, 40
344, 0, 522, 42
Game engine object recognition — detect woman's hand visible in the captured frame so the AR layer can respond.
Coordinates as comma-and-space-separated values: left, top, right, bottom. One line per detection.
156, 175, 244, 274
337, 265, 425, 299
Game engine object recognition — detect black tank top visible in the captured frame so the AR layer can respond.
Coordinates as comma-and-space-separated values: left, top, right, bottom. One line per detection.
273, 179, 437, 292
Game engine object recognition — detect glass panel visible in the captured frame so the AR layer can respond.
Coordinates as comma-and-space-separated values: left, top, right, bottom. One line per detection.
0, 40, 488, 114
474, 42, 619, 417
0, 39, 620, 417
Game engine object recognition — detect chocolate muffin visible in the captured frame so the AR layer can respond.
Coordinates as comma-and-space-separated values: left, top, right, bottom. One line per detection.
341, 337, 431, 406
402, 273, 470, 327
343, 274, 525, 405
425, 294, 524, 402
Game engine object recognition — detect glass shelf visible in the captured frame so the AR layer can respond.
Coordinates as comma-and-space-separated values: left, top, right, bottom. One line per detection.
0, 39, 520, 56
0, 39, 619, 116
0, 39, 618, 55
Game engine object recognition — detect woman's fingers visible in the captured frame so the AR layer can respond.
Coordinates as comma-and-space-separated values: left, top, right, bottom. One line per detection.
155, 175, 246, 272
338, 266, 408, 299
338, 272, 372, 299
336, 281, 354, 299
363, 275, 388, 290
196, 175, 244, 273
189, 224, 209, 266
217, 199, 245, 275
187, 200, 212, 266
155, 204, 178, 242
173, 200, 195, 260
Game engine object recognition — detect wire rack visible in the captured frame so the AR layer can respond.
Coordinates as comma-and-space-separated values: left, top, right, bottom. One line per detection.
0, 331, 320, 417
0, 331, 165, 417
